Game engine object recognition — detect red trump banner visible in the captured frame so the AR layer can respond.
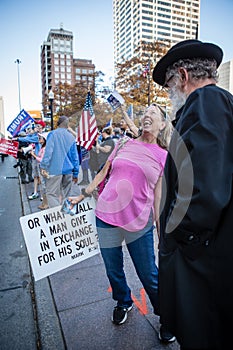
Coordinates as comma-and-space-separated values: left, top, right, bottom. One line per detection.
0, 138, 19, 158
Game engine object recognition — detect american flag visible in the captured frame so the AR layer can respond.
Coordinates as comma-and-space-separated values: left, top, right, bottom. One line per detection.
142, 60, 150, 78
77, 92, 98, 150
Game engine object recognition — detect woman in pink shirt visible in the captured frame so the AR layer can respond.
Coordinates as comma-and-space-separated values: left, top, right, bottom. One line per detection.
30, 132, 49, 210
69, 104, 174, 341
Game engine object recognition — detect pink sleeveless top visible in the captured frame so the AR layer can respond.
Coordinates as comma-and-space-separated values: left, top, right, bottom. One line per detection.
95, 138, 167, 232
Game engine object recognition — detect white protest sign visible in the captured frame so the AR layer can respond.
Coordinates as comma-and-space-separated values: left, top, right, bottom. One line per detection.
20, 197, 99, 281
106, 90, 125, 111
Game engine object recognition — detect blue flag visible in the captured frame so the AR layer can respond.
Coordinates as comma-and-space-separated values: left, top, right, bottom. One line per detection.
105, 118, 113, 127
127, 104, 133, 120
7, 109, 35, 137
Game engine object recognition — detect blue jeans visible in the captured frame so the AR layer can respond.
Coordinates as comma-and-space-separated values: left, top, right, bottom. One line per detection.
96, 214, 159, 314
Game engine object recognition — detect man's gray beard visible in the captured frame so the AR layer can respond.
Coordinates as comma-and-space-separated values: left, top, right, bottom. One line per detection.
169, 85, 187, 119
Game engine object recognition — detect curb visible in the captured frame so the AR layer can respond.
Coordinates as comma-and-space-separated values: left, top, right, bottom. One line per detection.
20, 181, 65, 349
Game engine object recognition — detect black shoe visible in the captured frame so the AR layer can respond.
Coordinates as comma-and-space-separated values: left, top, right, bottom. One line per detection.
112, 305, 133, 325
159, 325, 176, 343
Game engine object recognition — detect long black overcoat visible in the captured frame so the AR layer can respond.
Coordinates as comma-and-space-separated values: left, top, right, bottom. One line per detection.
159, 84, 233, 349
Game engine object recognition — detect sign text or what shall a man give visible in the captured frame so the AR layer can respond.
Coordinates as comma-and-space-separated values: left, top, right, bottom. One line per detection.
20, 198, 99, 281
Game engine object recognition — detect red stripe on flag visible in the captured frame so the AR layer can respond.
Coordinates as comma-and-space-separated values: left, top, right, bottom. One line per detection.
77, 93, 98, 150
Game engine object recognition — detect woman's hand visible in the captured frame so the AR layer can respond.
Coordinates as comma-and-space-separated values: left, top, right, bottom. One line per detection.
68, 195, 84, 208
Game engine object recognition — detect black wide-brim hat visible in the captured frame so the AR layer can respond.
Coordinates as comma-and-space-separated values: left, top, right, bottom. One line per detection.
153, 39, 223, 86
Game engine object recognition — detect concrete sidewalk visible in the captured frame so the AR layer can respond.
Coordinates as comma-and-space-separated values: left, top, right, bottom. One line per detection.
21, 180, 180, 350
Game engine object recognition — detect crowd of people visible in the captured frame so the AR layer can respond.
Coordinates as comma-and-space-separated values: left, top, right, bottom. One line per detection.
11, 39, 233, 350
12, 112, 138, 210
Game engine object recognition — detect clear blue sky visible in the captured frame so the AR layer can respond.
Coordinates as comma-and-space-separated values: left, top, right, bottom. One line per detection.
0, 0, 233, 133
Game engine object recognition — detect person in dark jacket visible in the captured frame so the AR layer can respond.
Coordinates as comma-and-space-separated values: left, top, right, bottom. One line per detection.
96, 126, 115, 170
152, 39, 233, 349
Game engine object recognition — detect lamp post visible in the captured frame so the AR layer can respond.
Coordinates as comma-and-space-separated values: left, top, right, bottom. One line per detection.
15, 59, 22, 112
48, 90, 54, 130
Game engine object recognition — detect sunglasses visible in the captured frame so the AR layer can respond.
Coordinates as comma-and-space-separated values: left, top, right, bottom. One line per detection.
149, 103, 168, 121
162, 74, 175, 91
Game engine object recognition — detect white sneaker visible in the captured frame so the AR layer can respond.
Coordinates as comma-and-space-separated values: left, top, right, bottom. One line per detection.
28, 193, 39, 200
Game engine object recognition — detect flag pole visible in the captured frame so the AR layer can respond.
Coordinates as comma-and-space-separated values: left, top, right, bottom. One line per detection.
147, 58, 151, 106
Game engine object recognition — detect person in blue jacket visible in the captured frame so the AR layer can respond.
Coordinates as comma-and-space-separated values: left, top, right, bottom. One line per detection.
40, 115, 79, 208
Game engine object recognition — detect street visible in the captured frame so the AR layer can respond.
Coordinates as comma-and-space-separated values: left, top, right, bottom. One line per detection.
0, 156, 179, 350
0, 155, 37, 349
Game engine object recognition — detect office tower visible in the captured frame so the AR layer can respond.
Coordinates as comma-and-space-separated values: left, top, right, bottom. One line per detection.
113, 0, 200, 64
41, 25, 74, 103
218, 59, 233, 94
73, 58, 95, 88
41, 25, 95, 115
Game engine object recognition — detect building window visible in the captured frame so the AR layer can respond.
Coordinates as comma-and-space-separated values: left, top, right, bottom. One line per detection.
158, 31, 170, 36
172, 28, 185, 33
142, 28, 153, 33
142, 10, 153, 15
142, 34, 153, 40
142, 16, 153, 21
158, 25, 170, 31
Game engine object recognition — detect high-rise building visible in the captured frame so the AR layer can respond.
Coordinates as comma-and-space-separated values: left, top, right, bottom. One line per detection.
41, 26, 74, 102
113, 0, 200, 64
73, 59, 95, 88
218, 59, 233, 95
41, 25, 95, 115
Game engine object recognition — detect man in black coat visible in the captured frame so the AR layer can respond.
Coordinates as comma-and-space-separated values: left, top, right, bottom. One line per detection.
153, 40, 233, 349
